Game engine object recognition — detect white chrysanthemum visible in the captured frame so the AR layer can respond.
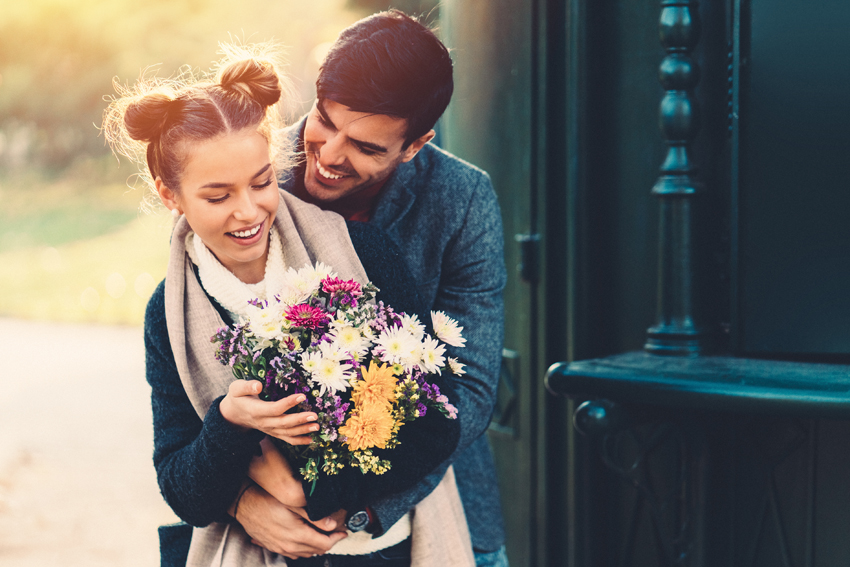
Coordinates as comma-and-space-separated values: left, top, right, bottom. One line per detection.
360, 323, 376, 341
312, 261, 335, 281
309, 357, 352, 395
400, 313, 425, 340
279, 269, 317, 305
276, 262, 334, 306
318, 340, 349, 362
420, 336, 446, 374
297, 262, 335, 293
244, 302, 287, 341
373, 326, 423, 369
447, 357, 466, 375
300, 350, 323, 374
329, 324, 371, 357
430, 311, 467, 347
276, 285, 311, 307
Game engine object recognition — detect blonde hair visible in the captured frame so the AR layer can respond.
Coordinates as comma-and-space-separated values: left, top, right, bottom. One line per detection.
103, 42, 295, 208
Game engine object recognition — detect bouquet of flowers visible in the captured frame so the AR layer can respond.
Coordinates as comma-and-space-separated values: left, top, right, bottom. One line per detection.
211, 262, 463, 486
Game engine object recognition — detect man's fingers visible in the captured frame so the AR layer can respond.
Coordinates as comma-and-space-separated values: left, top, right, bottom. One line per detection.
290, 507, 340, 532
289, 506, 311, 522
289, 524, 340, 554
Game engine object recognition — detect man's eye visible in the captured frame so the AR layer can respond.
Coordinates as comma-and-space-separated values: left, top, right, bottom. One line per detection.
357, 146, 378, 156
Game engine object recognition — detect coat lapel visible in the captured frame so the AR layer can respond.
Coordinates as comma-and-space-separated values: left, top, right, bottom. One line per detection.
369, 158, 418, 232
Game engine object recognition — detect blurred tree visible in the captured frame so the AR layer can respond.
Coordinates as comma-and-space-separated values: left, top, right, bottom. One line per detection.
0, 0, 362, 172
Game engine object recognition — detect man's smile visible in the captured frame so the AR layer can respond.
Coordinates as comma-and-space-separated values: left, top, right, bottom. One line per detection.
316, 161, 348, 180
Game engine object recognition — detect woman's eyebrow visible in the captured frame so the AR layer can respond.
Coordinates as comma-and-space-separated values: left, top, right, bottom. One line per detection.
199, 164, 272, 189
251, 163, 272, 179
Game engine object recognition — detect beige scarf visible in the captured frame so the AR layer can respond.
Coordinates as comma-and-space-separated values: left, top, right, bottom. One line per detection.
163, 190, 474, 567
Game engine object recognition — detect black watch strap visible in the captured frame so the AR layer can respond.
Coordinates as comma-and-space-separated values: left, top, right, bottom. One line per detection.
346, 510, 371, 532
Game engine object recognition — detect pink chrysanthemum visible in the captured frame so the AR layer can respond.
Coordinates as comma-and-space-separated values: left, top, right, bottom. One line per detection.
322, 277, 363, 297
284, 304, 329, 329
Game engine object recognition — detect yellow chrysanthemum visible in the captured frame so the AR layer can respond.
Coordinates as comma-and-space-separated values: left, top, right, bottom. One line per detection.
339, 404, 395, 451
351, 361, 397, 409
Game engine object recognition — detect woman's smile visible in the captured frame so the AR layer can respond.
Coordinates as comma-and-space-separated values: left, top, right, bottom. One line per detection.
228, 219, 266, 242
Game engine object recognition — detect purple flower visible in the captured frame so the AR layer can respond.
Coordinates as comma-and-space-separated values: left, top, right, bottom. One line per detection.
445, 403, 458, 419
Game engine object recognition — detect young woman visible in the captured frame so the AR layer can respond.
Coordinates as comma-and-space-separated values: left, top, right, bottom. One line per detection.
104, 46, 474, 567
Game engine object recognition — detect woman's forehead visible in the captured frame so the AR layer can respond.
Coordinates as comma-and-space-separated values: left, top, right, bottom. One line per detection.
180, 130, 272, 187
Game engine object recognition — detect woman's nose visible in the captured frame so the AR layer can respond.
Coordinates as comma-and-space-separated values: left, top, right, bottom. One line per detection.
232, 189, 257, 220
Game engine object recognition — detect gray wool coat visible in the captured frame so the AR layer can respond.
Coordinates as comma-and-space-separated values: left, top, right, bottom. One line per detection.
281, 117, 507, 552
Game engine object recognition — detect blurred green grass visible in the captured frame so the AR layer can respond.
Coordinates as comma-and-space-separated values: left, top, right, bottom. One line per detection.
0, 158, 172, 326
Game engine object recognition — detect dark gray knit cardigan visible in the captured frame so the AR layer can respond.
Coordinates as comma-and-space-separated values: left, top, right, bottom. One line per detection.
144, 221, 460, 532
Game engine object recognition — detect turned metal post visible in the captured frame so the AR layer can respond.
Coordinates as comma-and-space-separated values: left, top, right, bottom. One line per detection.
645, 0, 705, 356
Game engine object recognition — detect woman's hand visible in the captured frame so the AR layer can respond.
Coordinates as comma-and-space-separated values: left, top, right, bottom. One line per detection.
219, 380, 318, 443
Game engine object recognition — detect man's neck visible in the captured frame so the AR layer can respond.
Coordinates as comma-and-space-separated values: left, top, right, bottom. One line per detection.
292, 177, 388, 223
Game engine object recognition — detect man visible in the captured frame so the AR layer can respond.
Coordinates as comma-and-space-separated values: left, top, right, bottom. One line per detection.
237, 10, 509, 566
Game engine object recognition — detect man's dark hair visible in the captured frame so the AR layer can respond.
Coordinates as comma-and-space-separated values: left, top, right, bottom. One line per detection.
317, 9, 453, 149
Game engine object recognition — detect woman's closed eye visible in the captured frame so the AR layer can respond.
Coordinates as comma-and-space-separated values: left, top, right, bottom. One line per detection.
253, 178, 274, 190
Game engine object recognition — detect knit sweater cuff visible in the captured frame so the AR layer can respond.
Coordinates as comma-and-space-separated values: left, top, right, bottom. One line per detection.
204, 396, 265, 456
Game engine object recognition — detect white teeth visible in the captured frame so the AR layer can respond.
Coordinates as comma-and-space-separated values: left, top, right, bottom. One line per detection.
231, 224, 261, 238
317, 161, 344, 180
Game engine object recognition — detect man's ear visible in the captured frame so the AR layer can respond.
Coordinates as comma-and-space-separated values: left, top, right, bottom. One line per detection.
155, 178, 181, 213
400, 130, 436, 163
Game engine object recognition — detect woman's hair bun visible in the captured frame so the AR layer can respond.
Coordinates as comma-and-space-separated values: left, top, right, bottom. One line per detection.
123, 92, 177, 143
219, 58, 282, 108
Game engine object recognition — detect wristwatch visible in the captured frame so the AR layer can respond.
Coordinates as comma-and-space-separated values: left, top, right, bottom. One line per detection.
346, 509, 371, 532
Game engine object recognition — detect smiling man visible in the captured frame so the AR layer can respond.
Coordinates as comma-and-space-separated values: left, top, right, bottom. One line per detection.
298, 98, 426, 212
239, 10, 509, 567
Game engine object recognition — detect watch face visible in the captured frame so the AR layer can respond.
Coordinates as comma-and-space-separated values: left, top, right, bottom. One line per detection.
347, 510, 370, 532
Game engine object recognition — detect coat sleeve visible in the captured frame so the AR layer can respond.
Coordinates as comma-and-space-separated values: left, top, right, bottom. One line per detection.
298, 222, 461, 521
367, 171, 507, 535
145, 280, 264, 527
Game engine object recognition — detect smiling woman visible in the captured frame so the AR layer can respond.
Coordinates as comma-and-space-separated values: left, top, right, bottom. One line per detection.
103, 43, 293, 284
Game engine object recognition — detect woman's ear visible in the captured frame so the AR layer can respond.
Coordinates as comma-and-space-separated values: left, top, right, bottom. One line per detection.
155, 178, 181, 214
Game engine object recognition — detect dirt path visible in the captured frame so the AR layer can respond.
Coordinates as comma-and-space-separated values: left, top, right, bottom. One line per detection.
0, 318, 179, 566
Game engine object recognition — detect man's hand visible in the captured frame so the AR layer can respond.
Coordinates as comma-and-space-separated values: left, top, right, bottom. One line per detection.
235, 484, 347, 559
249, 437, 307, 508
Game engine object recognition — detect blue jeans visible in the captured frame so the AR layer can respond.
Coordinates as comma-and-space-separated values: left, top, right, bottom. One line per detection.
475, 545, 509, 567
